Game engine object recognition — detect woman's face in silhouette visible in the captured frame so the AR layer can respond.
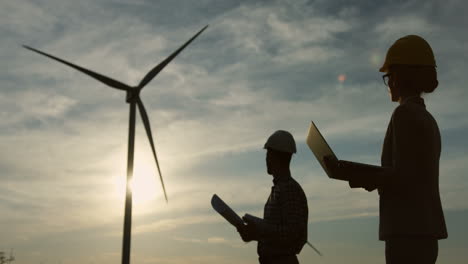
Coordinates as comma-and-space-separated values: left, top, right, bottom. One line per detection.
387, 69, 401, 102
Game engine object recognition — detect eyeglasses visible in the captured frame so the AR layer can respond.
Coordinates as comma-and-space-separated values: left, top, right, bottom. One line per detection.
382, 73, 391, 87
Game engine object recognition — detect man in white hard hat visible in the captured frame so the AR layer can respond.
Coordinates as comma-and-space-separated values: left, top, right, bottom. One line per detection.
237, 130, 308, 264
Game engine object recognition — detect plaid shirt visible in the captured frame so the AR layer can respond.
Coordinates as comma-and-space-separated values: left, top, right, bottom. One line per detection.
256, 173, 308, 257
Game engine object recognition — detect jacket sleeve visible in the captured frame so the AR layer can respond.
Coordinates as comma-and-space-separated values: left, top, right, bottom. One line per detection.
346, 105, 425, 191
345, 162, 389, 190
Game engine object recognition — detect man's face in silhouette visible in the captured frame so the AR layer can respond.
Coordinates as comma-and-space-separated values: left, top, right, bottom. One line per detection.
266, 149, 284, 176
266, 149, 274, 175
266, 149, 291, 176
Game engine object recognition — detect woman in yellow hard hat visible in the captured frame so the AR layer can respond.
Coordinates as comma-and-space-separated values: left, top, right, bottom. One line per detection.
325, 35, 448, 264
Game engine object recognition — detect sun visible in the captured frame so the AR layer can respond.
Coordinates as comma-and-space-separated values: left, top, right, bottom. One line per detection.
113, 163, 159, 205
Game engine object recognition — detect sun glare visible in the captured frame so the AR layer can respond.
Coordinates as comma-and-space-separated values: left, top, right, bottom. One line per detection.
133, 164, 158, 203
113, 163, 159, 205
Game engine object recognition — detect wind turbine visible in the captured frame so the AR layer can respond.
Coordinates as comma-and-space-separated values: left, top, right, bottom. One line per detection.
23, 25, 208, 264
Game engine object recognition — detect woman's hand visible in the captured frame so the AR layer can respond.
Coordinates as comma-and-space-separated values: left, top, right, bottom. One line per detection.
323, 155, 346, 180
324, 156, 378, 191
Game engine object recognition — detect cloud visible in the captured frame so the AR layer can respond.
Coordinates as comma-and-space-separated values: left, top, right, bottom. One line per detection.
374, 15, 439, 43
133, 255, 242, 264
207, 236, 228, 244
133, 215, 220, 234
211, 1, 353, 67
0, 0, 58, 36
172, 236, 203, 243
15, 90, 76, 118
173, 236, 230, 244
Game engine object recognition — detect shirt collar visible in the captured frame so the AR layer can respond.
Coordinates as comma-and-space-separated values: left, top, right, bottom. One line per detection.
401, 96, 426, 108
272, 172, 291, 184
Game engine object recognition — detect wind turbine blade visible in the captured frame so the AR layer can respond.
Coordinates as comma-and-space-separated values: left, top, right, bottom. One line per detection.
138, 25, 208, 89
306, 241, 323, 256
136, 97, 168, 202
23, 45, 131, 91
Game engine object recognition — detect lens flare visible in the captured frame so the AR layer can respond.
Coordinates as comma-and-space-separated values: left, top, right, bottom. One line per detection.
338, 74, 346, 83
370, 52, 381, 67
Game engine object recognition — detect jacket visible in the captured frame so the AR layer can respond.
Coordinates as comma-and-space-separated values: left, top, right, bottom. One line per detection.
346, 97, 448, 240
378, 96, 447, 240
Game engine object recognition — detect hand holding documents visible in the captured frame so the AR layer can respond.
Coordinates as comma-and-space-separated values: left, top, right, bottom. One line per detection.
323, 155, 348, 181
306, 121, 348, 181
307, 121, 383, 182
243, 213, 263, 225
211, 194, 323, 256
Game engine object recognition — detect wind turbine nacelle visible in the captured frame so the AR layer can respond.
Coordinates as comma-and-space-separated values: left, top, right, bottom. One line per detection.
126, 88, 140, 103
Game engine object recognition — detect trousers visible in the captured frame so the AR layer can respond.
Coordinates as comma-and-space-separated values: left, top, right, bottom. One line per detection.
259, 255, 299, 264
385, 237, 438, 264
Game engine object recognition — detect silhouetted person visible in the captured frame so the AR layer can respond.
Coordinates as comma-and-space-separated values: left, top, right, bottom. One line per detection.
325, 35, 447, 264
237, 130, 308, 264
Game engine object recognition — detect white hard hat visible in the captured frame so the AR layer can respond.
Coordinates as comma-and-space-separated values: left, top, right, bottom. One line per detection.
264, 130, 296, 154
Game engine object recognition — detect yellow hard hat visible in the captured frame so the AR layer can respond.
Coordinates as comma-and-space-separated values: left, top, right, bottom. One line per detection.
379, 35, 436, 72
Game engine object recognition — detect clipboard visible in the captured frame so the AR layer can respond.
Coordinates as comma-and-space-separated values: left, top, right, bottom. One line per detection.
211, 194, 244, 228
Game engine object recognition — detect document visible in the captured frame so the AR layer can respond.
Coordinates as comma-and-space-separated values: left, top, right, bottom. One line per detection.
211, 194, 244, 228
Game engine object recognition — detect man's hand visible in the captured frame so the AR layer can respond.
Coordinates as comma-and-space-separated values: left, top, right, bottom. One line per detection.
237, 215, 261, 242
236, 223, 256, 242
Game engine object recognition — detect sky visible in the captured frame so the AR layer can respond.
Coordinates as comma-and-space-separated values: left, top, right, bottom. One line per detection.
1, 0, 468, 263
